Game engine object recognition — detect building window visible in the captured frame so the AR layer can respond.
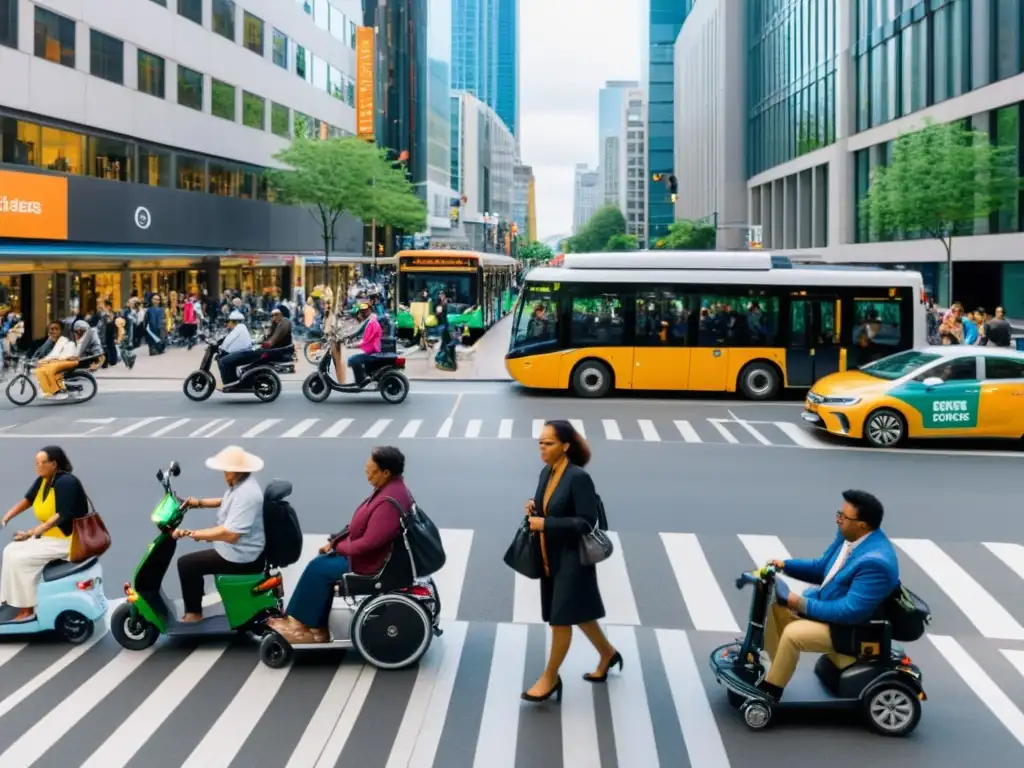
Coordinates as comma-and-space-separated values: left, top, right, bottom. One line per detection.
272, 29, 287, 68
212, 0, 235, 41
313, 0, 328, 31
89, 30, 124, 85
242, 91, 265, 129
41, 126, 84, 174
993, 0, 1021, 82
328, 5, 345, 42
148, 0, 167, 5
139, 145, 171, 187
296, 45, 310, 81
208, 163, 239, 196
211, 79, 235, 121
34, 7, 75, 68
86, 136, 131, 182
138, 50, 166, 98
993, 105, 1021, 233
177, 154, 205, 191
271, 103, 289, 138
329, 66, 343, 99
177, 66, 203, 111
243, 12, 264, 55
0, 0, 17, 50
294, 111, 313, 138
177, 0, 201, 25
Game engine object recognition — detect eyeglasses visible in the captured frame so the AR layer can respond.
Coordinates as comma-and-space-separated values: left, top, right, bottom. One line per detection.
836, 510, 860, 524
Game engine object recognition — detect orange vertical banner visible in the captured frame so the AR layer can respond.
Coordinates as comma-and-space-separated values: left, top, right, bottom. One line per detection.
356, 27, 375, 140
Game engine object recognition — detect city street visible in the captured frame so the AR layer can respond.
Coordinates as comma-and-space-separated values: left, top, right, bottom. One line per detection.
0, 388, 1021, 766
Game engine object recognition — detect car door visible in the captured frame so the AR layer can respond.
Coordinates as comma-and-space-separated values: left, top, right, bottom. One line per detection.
889, 356, 981, 437
977, 356, 1024, 437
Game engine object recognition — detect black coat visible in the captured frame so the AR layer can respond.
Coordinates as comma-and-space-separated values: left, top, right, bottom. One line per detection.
532, 463, 605, 626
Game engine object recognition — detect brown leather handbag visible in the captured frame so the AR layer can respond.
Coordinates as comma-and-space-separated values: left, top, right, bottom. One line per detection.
69, 495, 111, 563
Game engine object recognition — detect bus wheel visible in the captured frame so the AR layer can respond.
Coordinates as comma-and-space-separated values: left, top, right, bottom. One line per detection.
738, 362, 780, 400
571, 360, 613, 398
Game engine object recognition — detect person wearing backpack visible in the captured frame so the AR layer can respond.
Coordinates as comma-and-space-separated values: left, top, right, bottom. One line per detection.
268, 446, 412, 645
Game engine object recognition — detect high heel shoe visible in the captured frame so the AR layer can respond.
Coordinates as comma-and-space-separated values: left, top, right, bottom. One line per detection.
583, 651, 623, 683
521, 676, 563, 703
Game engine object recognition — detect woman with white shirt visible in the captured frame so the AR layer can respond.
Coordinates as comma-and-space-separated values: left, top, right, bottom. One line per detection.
34, 323, 78, 398
172, 446, 267, 623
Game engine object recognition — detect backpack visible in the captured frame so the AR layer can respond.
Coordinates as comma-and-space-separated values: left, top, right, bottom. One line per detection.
385, 497, 446, 578
262, 480, 302, 567
885, 583, 931, 642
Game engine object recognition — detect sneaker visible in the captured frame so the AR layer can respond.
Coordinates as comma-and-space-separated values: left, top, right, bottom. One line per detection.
52, 392, 68, 401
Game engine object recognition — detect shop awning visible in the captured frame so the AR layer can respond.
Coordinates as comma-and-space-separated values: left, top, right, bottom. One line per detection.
0, 244, 230, 259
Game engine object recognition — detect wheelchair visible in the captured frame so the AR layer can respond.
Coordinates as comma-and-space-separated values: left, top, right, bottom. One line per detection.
258, 537, 442, 671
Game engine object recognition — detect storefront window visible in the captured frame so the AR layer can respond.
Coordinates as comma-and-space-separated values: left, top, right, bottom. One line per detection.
177, 154, 205, 191
208, 162, 239, 196
139, 144, 171, 187
87, 135, 131, 181
239, 168, 258, 199
0, 118, 40, 166
0, 277, 21, 317
41, 125, 84, 174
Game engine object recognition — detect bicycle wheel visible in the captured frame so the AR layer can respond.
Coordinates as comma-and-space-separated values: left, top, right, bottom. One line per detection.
304, 340, 324, 364
6, 374, 37, 406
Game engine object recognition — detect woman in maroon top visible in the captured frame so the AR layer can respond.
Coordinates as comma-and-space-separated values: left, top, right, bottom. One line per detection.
268, 446, 413, 644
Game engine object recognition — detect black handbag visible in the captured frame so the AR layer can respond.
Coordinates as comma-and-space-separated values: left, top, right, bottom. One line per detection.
504, 521, 545, 579
579, 523, 613, 566
885, 584, 932, 642
386, 498, 447, 577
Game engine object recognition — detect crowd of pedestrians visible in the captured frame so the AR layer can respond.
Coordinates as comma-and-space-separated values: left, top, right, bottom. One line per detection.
927, 301, 1014, 347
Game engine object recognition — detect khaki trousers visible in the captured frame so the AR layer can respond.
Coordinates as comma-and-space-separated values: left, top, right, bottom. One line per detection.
764, 602, 856, 688
0, 537, 71, 608
36, 360, 77, 395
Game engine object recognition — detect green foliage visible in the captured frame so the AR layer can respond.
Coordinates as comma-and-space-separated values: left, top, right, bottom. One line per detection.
266, 135, 427, 248
605, 233, 639, 251
864, 118, 1021, 250
796, 119, 824, 156
565, 206, 627, 253
517, 241, 555, 262
654, 219, 717, 250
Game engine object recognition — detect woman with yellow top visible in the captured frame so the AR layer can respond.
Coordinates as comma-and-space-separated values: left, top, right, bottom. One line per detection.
521, 420, 621, 703
0, 446, 90, 621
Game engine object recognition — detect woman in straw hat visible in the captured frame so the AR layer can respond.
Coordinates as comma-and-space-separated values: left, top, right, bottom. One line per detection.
173, 446, 267, 623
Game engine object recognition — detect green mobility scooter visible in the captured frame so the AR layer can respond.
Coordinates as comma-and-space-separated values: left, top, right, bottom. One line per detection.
111, 461, 299, 649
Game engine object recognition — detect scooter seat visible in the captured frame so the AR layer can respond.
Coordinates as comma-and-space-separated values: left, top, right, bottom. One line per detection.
42, 557, 98, 582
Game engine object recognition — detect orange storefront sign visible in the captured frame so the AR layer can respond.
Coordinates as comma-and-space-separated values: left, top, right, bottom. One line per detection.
355, 26, 375, 140
0, 170, 68, 241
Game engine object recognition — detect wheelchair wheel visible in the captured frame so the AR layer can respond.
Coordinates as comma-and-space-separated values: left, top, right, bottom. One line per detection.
352, 593, 432, 670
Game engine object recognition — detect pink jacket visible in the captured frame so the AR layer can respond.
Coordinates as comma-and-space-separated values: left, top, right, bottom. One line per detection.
360, 315, 382, 354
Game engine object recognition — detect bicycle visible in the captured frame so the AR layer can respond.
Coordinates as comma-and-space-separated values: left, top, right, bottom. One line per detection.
6, 355, 100, 406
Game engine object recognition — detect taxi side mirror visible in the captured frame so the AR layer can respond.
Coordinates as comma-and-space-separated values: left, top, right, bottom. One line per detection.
922, 376, 943, 389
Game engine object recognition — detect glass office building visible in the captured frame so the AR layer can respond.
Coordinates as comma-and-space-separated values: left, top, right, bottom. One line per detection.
494, 0, 519, 137
645, 0, 693, 241
451, 0, 517, 137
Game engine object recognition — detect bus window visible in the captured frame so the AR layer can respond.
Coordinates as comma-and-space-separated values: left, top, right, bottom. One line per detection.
849, 298, 904, 367
699, 293, 780, 346
511, 284, 558, 348
570, 290, 625, 346
636, 290, 694, 346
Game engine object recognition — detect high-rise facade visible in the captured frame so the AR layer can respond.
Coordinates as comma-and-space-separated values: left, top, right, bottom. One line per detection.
511, 163, 535, 240
572, 163, 601, 233
451, 0, 518, 137
598, 80, 638, 206
643, 0, 694, 241
423, 0, 458, 235
619, 88, 647, 245
494, 0, 519, 138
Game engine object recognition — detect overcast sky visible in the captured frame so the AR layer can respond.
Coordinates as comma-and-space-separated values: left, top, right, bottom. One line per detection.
519, 0, 641, 240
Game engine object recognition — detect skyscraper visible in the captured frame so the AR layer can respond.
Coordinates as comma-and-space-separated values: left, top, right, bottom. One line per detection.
573, 164, 601, 233
495, 0, 520, 138
598, 80, 639, 207
642, 0, 694, 242
619, 88, 648, 246
451, 0, 518, 137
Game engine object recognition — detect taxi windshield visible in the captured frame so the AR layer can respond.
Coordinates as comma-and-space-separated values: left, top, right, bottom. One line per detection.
859, 350, 941, 380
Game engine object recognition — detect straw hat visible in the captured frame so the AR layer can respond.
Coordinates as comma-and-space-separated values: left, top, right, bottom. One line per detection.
205, 446, 264, 473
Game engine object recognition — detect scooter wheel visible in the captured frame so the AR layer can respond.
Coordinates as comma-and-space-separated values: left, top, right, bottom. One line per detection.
742, 701, 772, 729
862, 683, 921, 737
302, 372, 331, 403
111, 602, 159, 651
260, 632, 295, 669
379, 372, 410, 405
183, 370, 215, 402
55, 610, 93, 644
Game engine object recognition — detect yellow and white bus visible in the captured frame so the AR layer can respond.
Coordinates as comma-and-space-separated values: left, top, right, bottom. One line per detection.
504, 251, 928, 399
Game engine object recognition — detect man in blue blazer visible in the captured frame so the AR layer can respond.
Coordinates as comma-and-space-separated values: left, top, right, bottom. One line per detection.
760, 489, 899, 701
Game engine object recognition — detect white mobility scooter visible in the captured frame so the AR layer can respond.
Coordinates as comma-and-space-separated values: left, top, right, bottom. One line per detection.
0, 556, 106, 643
258, 520, 444, 670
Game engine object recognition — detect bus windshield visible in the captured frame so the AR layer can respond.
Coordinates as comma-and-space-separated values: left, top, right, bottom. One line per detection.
511, 284, 559, 349
859, 350, 941, 380
400, 273, 475, 309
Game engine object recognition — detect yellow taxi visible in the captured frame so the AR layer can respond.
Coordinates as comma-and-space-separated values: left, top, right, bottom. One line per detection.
801, 346, 1024, 448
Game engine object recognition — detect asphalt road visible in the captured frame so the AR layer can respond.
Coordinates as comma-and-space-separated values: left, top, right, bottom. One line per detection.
0, 390, 1022, 766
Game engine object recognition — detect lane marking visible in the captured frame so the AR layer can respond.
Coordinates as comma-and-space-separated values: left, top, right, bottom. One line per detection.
638, 419, 661, 441
472, 623, 529, 768
727, 409, 772, 445
437, 419, 453, 438
674, 419, 702, 442
707, 419, 739, 444
151, 418, 190, 437
362, 419, 392, 438
189, 419, 224, 438
497, 419, 513, 439
531, 419, 544, 438
321, 418, 353, 438
203, 419, 235, 438
602, 419, 623, 440
661, 533, 739, 633
112, 417, 164, 437
465, 419, 482, 438
281, 418, 319, 438
399, 419, 423, 438
242, 418, 281, 438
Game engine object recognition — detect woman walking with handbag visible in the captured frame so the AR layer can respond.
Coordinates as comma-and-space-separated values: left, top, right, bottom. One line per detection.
0, 446, 91, 621
521, 420, 621, 703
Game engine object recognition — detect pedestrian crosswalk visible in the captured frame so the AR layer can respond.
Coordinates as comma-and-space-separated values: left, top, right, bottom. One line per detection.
3, 529, 1024, 764
1, 414, 835, 449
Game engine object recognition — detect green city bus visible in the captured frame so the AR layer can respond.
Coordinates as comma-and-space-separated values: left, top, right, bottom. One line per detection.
394, 250, 518, 342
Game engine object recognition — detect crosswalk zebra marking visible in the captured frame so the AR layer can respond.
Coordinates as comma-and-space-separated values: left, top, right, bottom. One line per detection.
473, 623, 530, 768
190, 419, 224, 438
737, 534, 813, 594
498, 419, 513, 439
242, 418, 281, 438
638, 420, 661, 441
513, 569, 542, 625
532, 419, 544, 439
559, 633, 603, 768
80, 647, 228, 768
465, 419, 482, 438
597, 532, 641, 625
204, 418, 235, 438
281, 418, 319, 438
707, 419, 739, 444
284, 663, 368, 768
774, 421, 831, 449
606, 625, 659, 768
362, 419, 391, 438
0, 643, 26, 671
321, 418, 354, 438
895, 538, 1024, 640
660, 533, 739, 633
985, 542, 1024, 581
437, 419, 453, 438
727, 410, 772, 445
152, 418, 190, 437
430, 529, 473, 621
569, 419, 586, 438
674, 419, 702, 442
111, 417, 164, 437
603, 419, 623, 440
310, 665, 377, 768
1003, 649, 1024, 681
399, 419, 423, 438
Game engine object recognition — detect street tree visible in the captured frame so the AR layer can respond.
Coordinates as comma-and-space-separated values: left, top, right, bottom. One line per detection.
565, 206, 627, 252
605, 233, 639, 251
518, 241, 555, 263
863, 118, 1021, 302
655, 219, 717, 250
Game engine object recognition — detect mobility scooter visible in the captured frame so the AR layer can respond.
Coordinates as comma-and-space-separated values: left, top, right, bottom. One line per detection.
0, 552, 106, 644
111, 461, 299, 650
258, 528, 442, 671
183, 337, 292, 403
709, 563, 928, 736
301, 346, 410, 404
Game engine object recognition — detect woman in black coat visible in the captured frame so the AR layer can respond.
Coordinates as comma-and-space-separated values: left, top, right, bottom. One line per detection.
521, 420, 622, 703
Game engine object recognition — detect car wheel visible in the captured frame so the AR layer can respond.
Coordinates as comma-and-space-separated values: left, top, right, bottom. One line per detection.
863, 408, 906, 448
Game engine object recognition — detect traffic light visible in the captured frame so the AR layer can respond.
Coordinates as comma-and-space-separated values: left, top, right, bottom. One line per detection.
668, 175, 678, 203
